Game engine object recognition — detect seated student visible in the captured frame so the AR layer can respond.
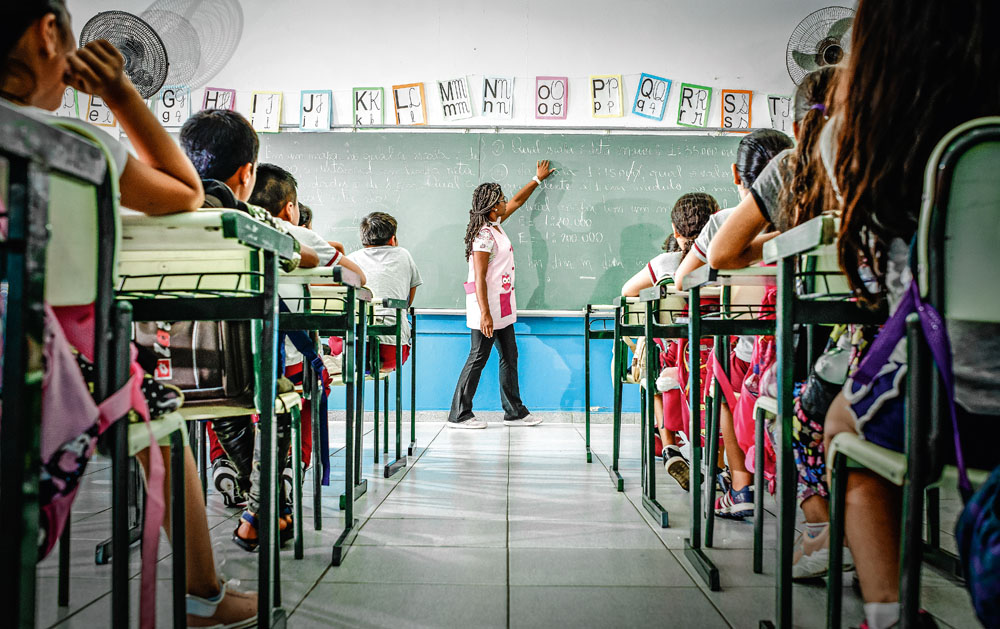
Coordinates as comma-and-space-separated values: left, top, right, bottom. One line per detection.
2, 4, 256, 626
819, 1, 1000, 627
667, 129, 792, 517
621, 192, 720, 490
344, 211, 422, 370
297, 200, 346, 257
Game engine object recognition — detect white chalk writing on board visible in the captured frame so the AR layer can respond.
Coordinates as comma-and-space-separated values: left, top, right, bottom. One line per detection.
768, 95, 793, 134
53, 87, 79, 118
393, 83, 427, 126
300, 90, 332, 131
251, 92, 282, 133
438, 77, 473, 121
632, 73, 670, 121
677, 83, 712, 127
353, 87, 384, 126
720, 89, 752, 131
535, 76, 568, 120
155, 86, 191, 128
591, 75, 624, 118
86, 94, 116, 128
202, 87, 235, 111
482, 76, 514, 119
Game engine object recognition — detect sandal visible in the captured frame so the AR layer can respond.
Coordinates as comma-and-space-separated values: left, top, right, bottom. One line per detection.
232, 512, 259, 552
186, 580, 258, 629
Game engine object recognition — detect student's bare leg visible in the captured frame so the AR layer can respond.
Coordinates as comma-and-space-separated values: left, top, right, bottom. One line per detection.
135, 445, 219, 598
801, 495, 830, 524
654, 394, 677, 446
824, 393, 900, 603
719, 402, 751, 490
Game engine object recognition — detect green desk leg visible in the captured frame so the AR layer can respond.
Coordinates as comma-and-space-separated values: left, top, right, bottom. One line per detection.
384, 316, 407, 478
310, 357, 322, 532
753, 404, 766, 574
684, 286, 721, 592
333, 288, 361, 567
704, 331, 729, 549
643, 300, 669, 527
609, 306, 625, 492
584, 308, 593, 463
373, 342, 380, 465
291, 405, 304, 560
827, 451, 847, 629
170, 429, 186, 629
762, 256, 796, 629
408, 310, 418, 456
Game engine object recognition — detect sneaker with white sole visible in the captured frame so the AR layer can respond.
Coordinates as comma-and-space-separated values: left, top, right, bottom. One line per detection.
212, 458, 245, 508
792, 522, 856, 580
503, 414, 543, 427
448, 418, 488, 429
662, 445, 690, 491
714, 485, 755, 519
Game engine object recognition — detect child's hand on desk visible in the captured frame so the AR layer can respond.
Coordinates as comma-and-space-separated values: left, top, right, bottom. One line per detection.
64, 40, 137, 106
480, 312, 494, 338
536, 160, 556, 181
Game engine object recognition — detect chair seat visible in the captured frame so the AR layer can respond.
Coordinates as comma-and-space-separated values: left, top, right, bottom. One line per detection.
177, 391, 302, 421
127, 412, 187, 456
754, 395, 777, 416
829, 432, 908, 486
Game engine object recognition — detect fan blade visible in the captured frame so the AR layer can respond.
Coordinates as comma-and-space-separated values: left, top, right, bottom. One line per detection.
791, 50, 821, 73
827, 17, 853, 41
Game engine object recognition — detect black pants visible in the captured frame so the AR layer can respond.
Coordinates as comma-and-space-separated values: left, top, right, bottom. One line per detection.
448, 325, 529, 422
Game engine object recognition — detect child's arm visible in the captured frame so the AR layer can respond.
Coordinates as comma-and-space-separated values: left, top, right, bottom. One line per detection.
621, 268, 654, 297
499, 160, 556, 222
673, 249, 704, 291
65, 40, 203, 215
298, 245, 319, 268
408, 286, 417, 307
472, 251, 493, 338
328, 240, 346, 255
706, 193, 770, 270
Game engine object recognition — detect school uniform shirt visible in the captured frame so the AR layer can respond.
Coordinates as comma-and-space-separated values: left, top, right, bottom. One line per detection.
465, 224, 517, 331
689, 209, 755, 363
279, 222, 343, 366
645, 251, 683, 285
346, 246, 422, 346
749, 147, 795, 232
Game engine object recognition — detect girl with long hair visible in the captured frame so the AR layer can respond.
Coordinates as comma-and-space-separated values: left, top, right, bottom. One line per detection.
448, 161, 555, 428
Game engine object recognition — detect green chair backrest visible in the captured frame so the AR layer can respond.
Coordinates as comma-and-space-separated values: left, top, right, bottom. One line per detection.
45, 121, 120, 306
918, 117, 1000, 323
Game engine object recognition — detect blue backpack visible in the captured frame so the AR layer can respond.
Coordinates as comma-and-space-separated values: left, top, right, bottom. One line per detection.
955, 465, 1000, 628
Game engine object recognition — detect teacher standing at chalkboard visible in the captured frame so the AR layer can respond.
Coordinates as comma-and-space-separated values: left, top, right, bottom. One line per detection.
448, 161, 557, 429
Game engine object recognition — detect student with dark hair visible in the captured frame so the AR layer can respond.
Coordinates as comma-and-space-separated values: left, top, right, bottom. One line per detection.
342, 211, 423, 370
2, 4, 258, 627
298, 201, 313, 228
820, 1, 1000, 626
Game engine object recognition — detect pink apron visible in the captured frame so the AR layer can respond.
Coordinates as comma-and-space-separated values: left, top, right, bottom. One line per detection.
464, 225, 517, 330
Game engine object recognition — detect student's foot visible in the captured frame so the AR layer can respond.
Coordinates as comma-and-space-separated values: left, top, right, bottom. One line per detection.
504, 414, 543, 427
858, 609, 938, 629
279, 507, 295, 547
714, 485, 755, 520
448, 418, 488, 429
186, 581, 258, 629
791, 523, 855, 580
212, 458, 245, 508
662, 445, 690, 491
717, 467, 732, 495
140, 375, 184, 418
233, 511, 292, 552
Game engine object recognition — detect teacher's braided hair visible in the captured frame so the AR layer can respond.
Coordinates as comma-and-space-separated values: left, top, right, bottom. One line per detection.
463, 182, 503, 260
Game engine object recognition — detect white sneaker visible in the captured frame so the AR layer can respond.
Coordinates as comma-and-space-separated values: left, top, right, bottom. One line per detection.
792, 523, 856, 580
503, 414, 543, 427
448, 418, 488, 429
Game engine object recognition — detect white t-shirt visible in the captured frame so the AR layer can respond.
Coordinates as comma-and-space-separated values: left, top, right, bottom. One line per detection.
346, 246, 422, 345
645, 251, 683, 285
279, 222, 344, 365
2, 100, 130, 179
690, 207, 754, 362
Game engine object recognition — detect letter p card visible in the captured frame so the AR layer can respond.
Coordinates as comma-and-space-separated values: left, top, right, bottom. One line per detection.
591, 75, 623, 118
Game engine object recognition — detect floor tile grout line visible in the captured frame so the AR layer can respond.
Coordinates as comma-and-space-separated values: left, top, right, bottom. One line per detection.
287, 420, 448, 618
47, 590, 112, 628
570, 421, 735, 628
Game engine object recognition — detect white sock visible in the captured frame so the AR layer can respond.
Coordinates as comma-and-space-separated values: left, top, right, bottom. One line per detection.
864, 602, 900, 629
805, 522, 828, 538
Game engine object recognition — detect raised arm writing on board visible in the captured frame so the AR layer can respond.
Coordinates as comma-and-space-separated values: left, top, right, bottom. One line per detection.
472, 250, 493, 338
499, 160, 556, 222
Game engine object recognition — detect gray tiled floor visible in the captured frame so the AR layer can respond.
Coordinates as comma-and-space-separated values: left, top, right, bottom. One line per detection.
37, 413, 981, 628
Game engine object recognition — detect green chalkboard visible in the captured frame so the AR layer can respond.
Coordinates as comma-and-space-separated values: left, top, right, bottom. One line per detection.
259, 132, 742, 310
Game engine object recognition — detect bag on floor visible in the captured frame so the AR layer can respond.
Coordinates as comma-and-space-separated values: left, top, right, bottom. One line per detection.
955, 464, 1000, 628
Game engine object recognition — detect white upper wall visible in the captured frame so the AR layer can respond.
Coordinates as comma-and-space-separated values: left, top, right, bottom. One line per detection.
69, 0, 842, 130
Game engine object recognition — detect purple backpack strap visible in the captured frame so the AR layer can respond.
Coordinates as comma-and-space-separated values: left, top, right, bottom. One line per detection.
852, 282, 973, 499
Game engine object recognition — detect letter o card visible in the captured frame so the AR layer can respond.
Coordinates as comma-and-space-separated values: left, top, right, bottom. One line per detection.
535, 76, 568, 120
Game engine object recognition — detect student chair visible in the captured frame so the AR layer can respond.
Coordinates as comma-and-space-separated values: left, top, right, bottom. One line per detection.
826, 117, 1000, 629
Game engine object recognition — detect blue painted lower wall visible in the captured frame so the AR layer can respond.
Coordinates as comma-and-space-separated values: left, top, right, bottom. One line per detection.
328, 314, 642, 414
